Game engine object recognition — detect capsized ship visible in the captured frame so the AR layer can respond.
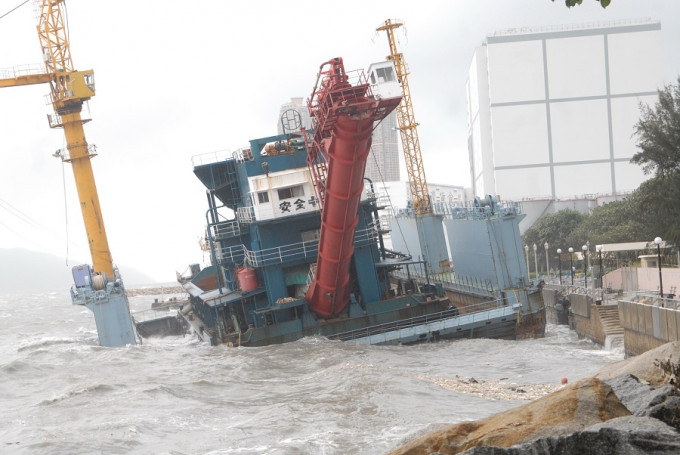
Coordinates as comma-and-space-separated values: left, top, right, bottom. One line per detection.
157, 58, 544, 347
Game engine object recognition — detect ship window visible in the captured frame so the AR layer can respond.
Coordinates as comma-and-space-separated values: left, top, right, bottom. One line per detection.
376, 67, 395, 83
277, 185, 304, 200
257, 191, 269, 204
370, 72, 376, 84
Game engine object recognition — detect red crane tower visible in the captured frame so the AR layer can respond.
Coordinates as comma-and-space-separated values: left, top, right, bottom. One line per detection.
304, 58, 401, 317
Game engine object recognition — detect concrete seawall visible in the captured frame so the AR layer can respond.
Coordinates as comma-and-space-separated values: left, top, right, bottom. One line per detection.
619, 298, 680, 357
569, 293, 623, 348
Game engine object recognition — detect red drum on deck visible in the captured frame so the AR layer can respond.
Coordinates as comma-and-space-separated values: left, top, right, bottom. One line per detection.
236, 267, 258, 292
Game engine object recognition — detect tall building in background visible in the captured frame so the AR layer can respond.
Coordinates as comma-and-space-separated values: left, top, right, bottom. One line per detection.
365, 110, 400, 182
276, 91, 400, 183
467, 19, 663, 201
277, 97, 312, 135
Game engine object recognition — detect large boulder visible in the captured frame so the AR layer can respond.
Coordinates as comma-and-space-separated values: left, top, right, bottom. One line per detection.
603, 373, 680, 430
389, 342, 680, 455
595, 341, 680, 386
460, 416, 680, 455
388, 378, 629, 455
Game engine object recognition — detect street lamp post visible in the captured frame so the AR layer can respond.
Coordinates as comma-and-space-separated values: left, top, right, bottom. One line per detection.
533, 243, 538, 279
557, 248, 562, 285
544, 242, 549, 278
582, 244, 588, 288
524, 244, 530, 281
597, 245, 603, 288
655, 237, 664, 298
568, 247, 574, 285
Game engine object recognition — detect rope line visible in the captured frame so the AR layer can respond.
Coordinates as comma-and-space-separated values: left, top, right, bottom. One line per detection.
0, 0, 29, 21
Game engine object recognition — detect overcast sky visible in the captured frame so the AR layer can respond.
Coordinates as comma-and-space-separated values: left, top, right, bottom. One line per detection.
1, 0, 679, 283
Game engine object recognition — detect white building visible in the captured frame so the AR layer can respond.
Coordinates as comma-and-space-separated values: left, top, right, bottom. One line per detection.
277, 76, 401, 184
277, 97, 312, 135
467, 19, 664, 201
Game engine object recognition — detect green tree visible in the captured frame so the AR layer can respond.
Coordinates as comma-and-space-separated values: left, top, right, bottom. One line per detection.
630, 78, 680, 246
522, 209, 586, 265
565, 199, 649, 248
628, 174, 680, 247
632, 78, 680, 177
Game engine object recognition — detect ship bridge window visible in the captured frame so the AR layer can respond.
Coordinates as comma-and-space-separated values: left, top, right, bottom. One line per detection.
257, 191, 269, 204
278, 185, 304, 200
375, 67, 395, 83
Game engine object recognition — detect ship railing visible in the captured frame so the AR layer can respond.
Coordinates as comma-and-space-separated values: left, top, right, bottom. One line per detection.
329, 297, 510, 342
0, 63, 47, 79
191, 149, 233, 167
547, 283, 613, 302
216, 226, 378, 267
131, 307, 182, 324
210, 219, 241, 240
391, 265, 495, 296
243, 239, 320, 267
393, 200, 523, 220
216, 244, 246, 263
232, 147, 254, 163
621, 293, 680, 310
237, 206, 256, 224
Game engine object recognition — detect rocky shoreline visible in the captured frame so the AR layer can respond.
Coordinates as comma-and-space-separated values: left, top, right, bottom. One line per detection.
390, 342, 680, 454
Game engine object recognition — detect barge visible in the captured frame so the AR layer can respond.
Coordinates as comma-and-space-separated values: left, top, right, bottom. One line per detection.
142, 57, 545, 346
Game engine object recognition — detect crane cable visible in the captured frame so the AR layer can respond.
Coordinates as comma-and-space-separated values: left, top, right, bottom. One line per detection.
0, 0, 29, 21
60, 146, 70, 267
368, 138, 411, 258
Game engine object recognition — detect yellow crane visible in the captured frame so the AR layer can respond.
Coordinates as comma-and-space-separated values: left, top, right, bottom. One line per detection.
0, 0, 112, 278
376, 19, 431, 215
0, 0, 135, 347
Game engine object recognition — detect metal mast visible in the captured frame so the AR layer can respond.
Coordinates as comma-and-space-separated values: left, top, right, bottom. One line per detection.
0, 0, 135, 347
38, 0, 113, 278
376, 19, 431, 215
0, 0, 112, 277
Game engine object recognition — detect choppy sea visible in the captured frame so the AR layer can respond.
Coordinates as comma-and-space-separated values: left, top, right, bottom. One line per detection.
0, 290, 624, 454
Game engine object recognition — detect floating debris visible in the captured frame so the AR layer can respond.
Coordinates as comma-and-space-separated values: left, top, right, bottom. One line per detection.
417, 374, 564, 401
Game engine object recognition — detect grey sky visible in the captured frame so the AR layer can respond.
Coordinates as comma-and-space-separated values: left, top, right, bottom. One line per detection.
1, 0, 678, 282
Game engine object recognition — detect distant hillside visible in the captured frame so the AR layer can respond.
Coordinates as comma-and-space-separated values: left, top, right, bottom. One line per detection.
0, 248, 155, 293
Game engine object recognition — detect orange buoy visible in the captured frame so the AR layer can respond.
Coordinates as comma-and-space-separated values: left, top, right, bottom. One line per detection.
561, 377, 568, 385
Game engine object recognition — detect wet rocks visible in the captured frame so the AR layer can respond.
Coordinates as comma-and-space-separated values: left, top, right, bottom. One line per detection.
389, 378, 630, 455
460, 416, 680, 455
390, 342, 680, 455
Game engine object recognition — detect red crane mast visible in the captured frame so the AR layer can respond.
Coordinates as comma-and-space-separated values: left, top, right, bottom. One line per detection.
304, 58, 401, 317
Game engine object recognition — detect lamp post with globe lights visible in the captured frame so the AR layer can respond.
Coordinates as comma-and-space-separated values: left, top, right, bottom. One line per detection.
655, 237, 663, 298
544, 242, 549, 278
524, 244, 530, 281
582, 245, 589, 288
557, 248, 562, 285
533, 243, 538, 279
596, 245, 603, 288
568, 247, 574, 285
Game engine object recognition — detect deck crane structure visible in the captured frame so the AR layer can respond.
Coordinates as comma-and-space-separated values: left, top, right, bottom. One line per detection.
376, 19, 449, 273
0, 0, 136, 347
376, 19, 431, 215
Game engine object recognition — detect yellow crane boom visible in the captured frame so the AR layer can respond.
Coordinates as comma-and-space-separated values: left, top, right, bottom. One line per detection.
0, 0, 113, 278
377, 19, 431, 215
0, 0, 136, 347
